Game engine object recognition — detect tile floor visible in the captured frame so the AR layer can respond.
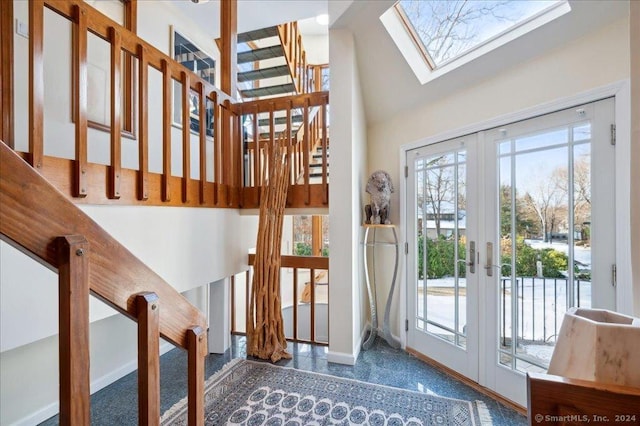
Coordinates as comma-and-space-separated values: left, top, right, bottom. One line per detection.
40, 336, 527, 425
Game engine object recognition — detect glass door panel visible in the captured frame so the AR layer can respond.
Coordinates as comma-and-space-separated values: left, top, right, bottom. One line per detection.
407, 136, 478, 380
484, 97, 615, 406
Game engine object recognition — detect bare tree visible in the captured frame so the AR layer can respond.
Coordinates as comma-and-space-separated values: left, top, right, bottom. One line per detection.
550, 156, 591, 241
424, 156, 456, 237
399, 0, 516, 64
523, 176, 567, 242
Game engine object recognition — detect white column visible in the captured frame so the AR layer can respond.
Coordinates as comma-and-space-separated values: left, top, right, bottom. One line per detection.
208, 278, 230, 354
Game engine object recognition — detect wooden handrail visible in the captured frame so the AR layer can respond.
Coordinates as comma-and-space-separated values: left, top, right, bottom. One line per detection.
1, 139, 207, 422
0, 140, 206, 348
235, 92, 329, 208
243, 254, 329, 345
277, 22, 306, 94
248, 253, 328, 269
30, 0, 236, 206
15, 1, 328, 210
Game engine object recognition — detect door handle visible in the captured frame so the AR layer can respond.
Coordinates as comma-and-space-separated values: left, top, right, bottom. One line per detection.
457, 241, 475, 273
485, 242, 493, 276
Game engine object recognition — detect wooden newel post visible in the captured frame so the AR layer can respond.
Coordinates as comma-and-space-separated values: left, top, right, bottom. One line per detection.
57, 235, 90, 426
136, 292, 160, 426
187, 326, 207, 426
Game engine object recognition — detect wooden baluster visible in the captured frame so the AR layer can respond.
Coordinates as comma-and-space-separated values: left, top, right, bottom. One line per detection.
136, 292, 160, 426
1, 0, 15, 147
187, 326, 207, 426
303, 98, 310, 204
137, 45, 149, 200
321, 96, 328, 204
269, 103, 275, 183
161, 59, 171, 202
181, 71, 191, 203
198, 83, 206, 204
73, 5, 88, 198
222, 99, 232, 206
301, 51, 307, 93
57, 235, 90, 426
109, 27, 122, 199
235, 112, 243, 207
212, 91, 220, 205
286, 102, 292, 184
253, 106, 259, 194
29, 0, 44, 171
123, 0, 136, 135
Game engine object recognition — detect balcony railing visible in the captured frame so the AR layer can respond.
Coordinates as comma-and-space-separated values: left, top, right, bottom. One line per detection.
498, 276, 591, 369
14, 1, 329, 210
232, 254, 329, 345
233, 92, 329, 209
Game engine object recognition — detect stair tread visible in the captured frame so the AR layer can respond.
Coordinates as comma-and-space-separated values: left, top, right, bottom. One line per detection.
238, 26, 279, 43
238, 45, 284, 64
241, 83, 296, 98
258, 115, 303, 126
238, 65, 290, 82
259, 130, 297, 139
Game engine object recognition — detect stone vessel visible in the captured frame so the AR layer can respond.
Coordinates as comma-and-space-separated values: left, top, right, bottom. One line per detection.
548, 307, 640, 387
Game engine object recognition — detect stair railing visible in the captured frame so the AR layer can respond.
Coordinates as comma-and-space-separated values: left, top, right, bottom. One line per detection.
277, 22, 309, 95
14, 1, 328, 210
233, 254, 330, 345
27, 0, 240, 208
232, 91, 329, 208
1, 140, 208, 424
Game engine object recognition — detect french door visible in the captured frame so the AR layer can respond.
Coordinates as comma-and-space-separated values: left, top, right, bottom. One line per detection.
406, 98, 616, 406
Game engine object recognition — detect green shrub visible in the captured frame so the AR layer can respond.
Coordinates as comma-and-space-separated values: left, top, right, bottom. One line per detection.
417, 234, 466, 279
499, 236, 568, 278
294, 242, 329, 257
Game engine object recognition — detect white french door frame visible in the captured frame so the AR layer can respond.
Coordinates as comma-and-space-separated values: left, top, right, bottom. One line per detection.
397, 80, 632, 398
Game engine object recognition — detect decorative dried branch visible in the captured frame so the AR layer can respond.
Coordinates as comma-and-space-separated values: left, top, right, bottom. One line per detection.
246, 137, 292, 362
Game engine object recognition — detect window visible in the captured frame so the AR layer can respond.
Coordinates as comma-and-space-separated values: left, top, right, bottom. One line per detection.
381, 0, 570, 83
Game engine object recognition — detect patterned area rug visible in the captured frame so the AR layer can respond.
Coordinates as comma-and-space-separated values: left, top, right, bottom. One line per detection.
161, 358, 492, 425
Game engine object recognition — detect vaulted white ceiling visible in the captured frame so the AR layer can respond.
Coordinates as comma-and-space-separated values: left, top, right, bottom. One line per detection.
174, 0, 629, 125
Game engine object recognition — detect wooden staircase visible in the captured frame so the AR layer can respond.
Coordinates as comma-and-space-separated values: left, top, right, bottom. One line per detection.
0, 140, 208, 424
235, 22, 330, 190
237, 24, 301, 99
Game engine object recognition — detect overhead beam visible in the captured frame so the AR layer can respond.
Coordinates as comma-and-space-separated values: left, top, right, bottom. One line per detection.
220, 0, 237, 98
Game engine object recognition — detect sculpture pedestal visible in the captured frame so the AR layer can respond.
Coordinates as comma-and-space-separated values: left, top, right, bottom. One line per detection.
548, 307, 640, 387
361, 224, 400, 350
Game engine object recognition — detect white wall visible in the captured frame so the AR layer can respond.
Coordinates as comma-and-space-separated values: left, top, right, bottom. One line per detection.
630, 2, 640, 315
367, 17, 633, 332
2, 2, 258, 424
327, 28, 367, 365
370, 19, 630, 220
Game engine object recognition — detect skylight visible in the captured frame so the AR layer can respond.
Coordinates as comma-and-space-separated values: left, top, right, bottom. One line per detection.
381, 0, 571, 84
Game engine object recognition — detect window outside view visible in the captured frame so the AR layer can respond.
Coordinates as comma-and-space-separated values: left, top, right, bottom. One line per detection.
397, 0, 563, 68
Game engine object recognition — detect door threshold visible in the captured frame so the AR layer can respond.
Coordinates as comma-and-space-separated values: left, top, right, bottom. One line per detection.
405, 346, 527, 416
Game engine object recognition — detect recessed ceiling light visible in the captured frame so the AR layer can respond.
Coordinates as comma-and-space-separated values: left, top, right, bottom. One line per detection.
316, 14, 329, 26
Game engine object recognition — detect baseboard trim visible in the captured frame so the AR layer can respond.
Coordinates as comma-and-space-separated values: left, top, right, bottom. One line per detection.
12, 342, 174, 426
405, 346, 527, 416
326, 350, 357, 365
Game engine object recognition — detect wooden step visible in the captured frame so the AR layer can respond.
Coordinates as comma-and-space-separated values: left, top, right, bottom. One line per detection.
259, 130, 297, 140
238, 65, 290, 82
258, 115, 303, 127
237, 26, 279, 44
241, 83, 296, 98
238, 45, 284, 64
